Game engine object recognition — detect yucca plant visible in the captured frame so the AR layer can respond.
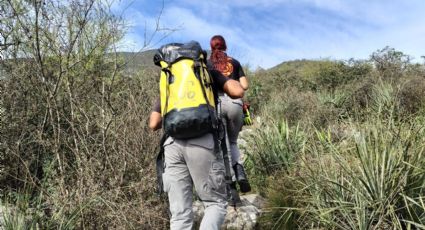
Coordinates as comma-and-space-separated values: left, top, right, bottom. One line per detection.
244, 118, 305, 193
402, 195, 425, 229
317, 89, 350, 109
369, 80, 399, 118
295, 119, 425, 229
1, 192, 37, 230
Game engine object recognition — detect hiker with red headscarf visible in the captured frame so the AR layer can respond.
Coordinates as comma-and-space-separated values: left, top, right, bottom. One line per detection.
208, 35, 251, 201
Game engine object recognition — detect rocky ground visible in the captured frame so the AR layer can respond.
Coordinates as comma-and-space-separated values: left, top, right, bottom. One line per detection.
193, 194, 266, 230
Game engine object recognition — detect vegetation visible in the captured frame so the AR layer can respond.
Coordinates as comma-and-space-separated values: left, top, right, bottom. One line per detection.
244, 47, 425, 229
1, 0, 166, 228
1, 1, 424, 229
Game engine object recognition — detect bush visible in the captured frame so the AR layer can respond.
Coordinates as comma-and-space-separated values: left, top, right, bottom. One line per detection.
399, 76, 425, 114
260, 86, 320, 126
0, 1, 168, 228
313, 61, 369, 92
262, 118, 425, 229
243, 119, 305, 195
370, 46, 411, 79
341, 77, 404, 123
258, 174, 300, 230
247, 53, 425, 229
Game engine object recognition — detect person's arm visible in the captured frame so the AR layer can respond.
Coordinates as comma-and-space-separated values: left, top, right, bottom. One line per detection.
149, 111, 162, 131
149, 99, 162, 131
223, 79, 244, 98
239, 76, 249, 91
210, 67, 244, 98
236, 60, 248, 91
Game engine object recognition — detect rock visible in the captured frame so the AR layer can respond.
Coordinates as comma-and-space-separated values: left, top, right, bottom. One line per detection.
238, 138, 248, 148
238, 128, 254, 161
255, 116, 261, 125
242, 194, 266, 208
193, 194, 266, 229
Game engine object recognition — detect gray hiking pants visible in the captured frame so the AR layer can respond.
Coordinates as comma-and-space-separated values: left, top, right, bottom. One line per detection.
218, 94, 244, 166
163, 133, 228, 230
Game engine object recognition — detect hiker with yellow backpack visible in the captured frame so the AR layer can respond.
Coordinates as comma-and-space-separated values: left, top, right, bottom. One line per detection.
149, 41, 244, 230
209, 35, 252, 203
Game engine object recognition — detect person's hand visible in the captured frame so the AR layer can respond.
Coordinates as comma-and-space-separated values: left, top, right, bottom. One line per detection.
243, 102, 252, 126
244, 112, 252, 126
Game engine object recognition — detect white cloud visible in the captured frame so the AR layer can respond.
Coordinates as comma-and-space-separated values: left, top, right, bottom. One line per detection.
116, 0, 425, 68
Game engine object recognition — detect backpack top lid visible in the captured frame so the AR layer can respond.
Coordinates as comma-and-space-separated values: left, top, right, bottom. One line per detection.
154, 41, 204, 66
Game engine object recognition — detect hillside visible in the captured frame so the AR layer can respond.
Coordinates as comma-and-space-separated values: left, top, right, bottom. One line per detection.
242, 48, 425, 229
116, 50, 157, 73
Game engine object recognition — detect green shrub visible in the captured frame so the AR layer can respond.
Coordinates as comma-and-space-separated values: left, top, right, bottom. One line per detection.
341, 77, 375, 115
243, 119, 305, 195
399, 76, 425, 114
342, 77, 403, 123
245, 72, 265, 114
258, 175, 300, 230
288, 120, 424, 229
314, 61, 359, 92
370, 46, 411, 79
244, 48, 425, 230
260, 86, 320, 126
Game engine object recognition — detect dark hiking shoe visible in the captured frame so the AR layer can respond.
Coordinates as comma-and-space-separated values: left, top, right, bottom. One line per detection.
233, 163, 251, 193
228, 182, 242, 206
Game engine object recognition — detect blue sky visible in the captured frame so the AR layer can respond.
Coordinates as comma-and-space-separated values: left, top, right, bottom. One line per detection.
112, 0, 425, 69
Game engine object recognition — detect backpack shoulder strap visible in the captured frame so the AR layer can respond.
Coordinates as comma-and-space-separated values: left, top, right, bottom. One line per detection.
159, 61, 172, 131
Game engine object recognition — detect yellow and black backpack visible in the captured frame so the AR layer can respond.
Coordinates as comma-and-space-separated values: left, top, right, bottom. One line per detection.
153, 41, 217, 139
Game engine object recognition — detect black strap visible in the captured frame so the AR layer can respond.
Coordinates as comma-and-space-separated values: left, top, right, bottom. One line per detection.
195, 60, 217, 130
156, 134, 168, 195
161, 68, 172, 131
219, 125, 232, 184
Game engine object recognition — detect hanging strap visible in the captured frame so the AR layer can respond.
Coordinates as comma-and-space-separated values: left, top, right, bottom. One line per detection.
156, 133, 168, 195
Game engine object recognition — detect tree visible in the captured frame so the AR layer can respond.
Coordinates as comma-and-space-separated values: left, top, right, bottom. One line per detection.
370, 46, 411, 78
